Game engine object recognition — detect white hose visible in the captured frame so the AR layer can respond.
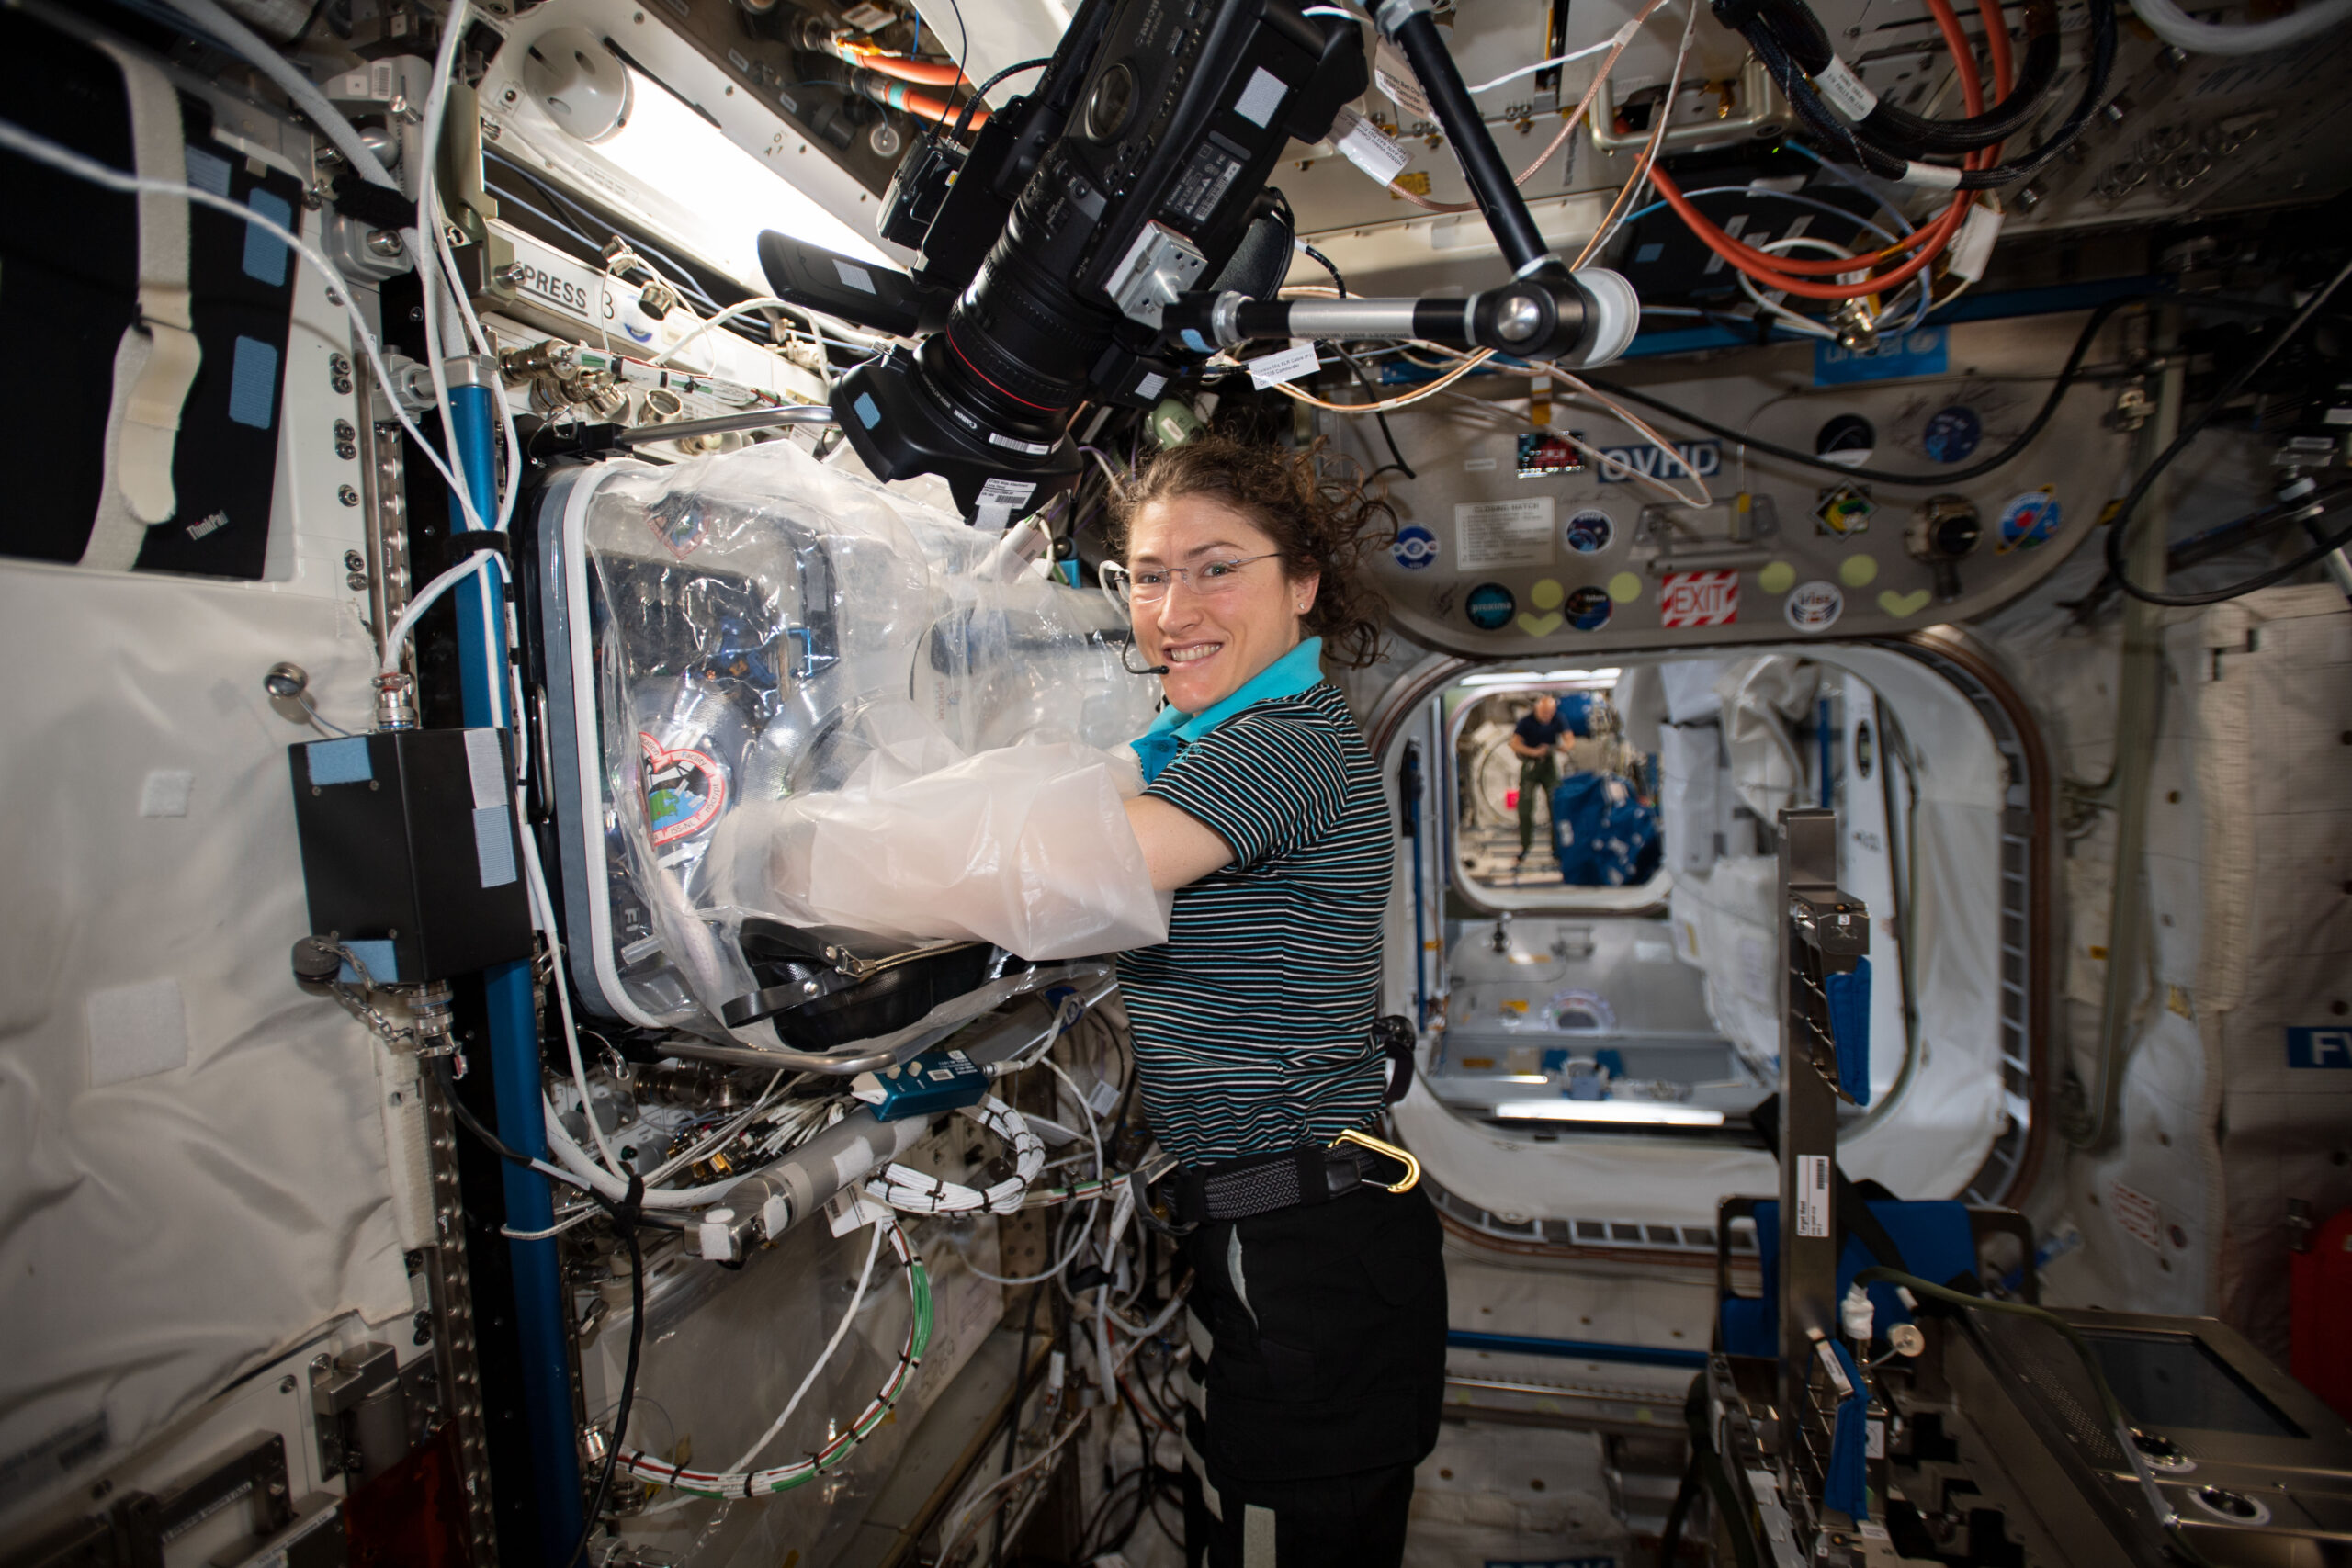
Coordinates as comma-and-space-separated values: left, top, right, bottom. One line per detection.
164, 0, 400, 188
2127, 0, 2352, 54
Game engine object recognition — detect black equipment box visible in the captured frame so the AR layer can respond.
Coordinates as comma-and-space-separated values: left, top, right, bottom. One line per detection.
288, 729, 535, 984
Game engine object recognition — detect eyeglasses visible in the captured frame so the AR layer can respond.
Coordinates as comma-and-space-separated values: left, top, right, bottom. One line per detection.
1098, 553, 1281, 605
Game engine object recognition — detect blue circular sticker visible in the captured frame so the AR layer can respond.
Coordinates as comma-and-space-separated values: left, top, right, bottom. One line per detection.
1465, 582, 1516, 630
1566, 584, 1612, 631
1922, 405, 1982, 464
1392, 524, 1440, 570
1562, 507, 1614, 554
1995, 487, 2063, 553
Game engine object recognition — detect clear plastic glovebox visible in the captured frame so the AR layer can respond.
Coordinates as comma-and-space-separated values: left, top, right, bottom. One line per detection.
537, 439, 1159, 1048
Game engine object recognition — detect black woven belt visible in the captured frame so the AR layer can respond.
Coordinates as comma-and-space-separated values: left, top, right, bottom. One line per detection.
1170, 1127, 1420, 1227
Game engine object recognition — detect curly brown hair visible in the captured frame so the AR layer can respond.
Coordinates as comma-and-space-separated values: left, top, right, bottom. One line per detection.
1104, 434, 1396, 670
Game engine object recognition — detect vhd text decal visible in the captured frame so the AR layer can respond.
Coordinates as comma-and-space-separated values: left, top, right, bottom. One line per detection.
1596, 440, 1720, 485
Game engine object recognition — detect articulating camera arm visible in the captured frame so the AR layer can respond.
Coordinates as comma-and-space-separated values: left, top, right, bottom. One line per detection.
1166, 272, 1640, 365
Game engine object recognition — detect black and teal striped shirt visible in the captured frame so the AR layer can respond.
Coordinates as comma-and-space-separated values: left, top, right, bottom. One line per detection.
1118, 681, 1393, 1167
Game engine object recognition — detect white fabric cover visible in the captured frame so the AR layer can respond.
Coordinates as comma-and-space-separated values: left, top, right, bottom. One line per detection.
1657, 722, 1721, 876
1658, 658, 1728, 724
2186, 587, 2352, 1358
0, 562, 411, 1505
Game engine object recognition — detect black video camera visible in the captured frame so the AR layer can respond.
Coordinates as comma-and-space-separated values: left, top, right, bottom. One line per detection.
759, 0, 1636, 520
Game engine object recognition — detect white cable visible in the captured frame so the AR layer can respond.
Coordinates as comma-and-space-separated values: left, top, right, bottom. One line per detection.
516, 787, 627, 1176
163, 0, 399, 188
1543, 368, 1713, 508
2127, 0, 2352, 54
729, 1219, 887, 1471
935, 1414, 1091, 1562
1734, 236, 1858, 343
647, 296, 795, 368
864, 1097, 1045, 1214
542, 1108, 747, 1209
1464, 35, 1626, 94
379, 548, 503, 676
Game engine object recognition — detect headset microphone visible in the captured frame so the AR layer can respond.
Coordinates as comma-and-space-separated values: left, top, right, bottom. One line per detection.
1120, 642, 1170, 677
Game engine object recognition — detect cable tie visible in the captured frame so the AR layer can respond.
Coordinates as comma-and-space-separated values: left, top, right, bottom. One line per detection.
1897, 161, 1966, 192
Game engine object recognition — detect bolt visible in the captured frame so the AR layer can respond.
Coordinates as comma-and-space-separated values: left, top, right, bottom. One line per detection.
280, 1375, 298, 1394
1495, 294, 1544, 343
345, 549, 366, 572
339, 485, 361, 507
336, 440, 358, 460
335, 419, 356, 441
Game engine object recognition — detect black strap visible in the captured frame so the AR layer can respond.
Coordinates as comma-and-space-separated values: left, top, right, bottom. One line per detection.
1374, 1014, 1416, 1104
1174, 1144, 1374, 1226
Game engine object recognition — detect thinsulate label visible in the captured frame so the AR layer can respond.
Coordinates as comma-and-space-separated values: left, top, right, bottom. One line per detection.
1797, 1155, 1832, 1237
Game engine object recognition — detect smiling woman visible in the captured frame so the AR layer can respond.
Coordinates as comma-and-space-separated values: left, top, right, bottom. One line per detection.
1087, 436, 1442, 1566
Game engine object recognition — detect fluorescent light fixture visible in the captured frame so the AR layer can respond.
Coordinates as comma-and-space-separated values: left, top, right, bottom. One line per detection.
1491, 1100, 1727, 1127
593, 68, 891, 284
1457, 668, 1623, 687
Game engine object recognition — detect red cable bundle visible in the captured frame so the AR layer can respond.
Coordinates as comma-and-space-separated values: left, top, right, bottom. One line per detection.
1654, 0, 2008, 300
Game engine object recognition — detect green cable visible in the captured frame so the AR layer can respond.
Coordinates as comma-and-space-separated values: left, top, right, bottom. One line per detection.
1851, 1268, 2219, 1568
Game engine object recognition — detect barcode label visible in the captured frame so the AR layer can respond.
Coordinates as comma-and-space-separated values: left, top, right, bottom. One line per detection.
1797, 1154, 1832, 1237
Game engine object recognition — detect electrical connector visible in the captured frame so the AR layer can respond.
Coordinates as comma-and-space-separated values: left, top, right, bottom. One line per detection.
850, 1049, 990, 1122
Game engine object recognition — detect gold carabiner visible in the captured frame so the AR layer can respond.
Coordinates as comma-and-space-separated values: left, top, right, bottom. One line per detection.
1332, 1128, 1421, 1194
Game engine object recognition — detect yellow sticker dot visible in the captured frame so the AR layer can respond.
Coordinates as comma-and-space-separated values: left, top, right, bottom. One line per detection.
1840, 555, 1879, 587
1530, 578, 1565, 611
1607, 571, 1642, 604
1758, 560, 1795, 594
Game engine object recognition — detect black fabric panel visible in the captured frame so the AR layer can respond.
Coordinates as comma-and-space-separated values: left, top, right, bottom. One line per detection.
133, 97, 302, 580
0, 11, 138, 564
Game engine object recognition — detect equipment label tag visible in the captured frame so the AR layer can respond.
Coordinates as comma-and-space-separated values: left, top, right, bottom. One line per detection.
1455, 497, 1554, 570
1797, 1155, 1832, 1237
1333, 108, 1411, 187
1373, 41, 1432, 120
1246, 341, 1320, 389
1813, 55, 1880, 119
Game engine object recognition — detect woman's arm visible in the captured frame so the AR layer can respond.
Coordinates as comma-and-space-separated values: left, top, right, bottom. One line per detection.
1125, 795, 1236, 891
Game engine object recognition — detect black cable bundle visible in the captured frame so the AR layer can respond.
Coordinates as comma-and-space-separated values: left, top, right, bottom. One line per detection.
1722, 0, 2119, 190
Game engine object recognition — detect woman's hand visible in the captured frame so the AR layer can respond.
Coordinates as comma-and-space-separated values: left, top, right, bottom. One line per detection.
1124, 795, 1235, 891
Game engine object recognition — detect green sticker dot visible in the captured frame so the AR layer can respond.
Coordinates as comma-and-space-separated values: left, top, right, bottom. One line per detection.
1607, 571, 1642, 604
1758, 560, 1796, 594
1530, 578, 1565, 611
1840, 555, 1880, 588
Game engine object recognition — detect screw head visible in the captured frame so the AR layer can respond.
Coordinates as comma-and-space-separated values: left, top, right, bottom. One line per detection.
344, 549, 366, 572
338, 485, 361, 507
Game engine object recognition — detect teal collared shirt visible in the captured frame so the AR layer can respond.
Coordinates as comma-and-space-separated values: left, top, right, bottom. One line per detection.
1129, 636, 1328, 785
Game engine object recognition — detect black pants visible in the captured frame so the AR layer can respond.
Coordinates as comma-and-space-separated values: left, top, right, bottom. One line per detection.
1177, 1184, 1448, 1567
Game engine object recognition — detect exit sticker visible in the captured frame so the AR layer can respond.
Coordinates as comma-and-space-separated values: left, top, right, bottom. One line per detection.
2289, 1027, 2352, 1067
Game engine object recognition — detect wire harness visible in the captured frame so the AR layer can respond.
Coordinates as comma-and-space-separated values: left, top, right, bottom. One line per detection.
613, 1216, 934, 1499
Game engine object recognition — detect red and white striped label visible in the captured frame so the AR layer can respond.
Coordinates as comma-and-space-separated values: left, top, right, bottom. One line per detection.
1659, 570, 1739, 627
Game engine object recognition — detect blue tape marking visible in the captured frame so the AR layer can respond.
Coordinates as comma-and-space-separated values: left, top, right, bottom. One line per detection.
183, 145, 232, 197
243, 188, 293, 286
1181, 329, 1211, 354
1824, 1339, 1871, 1520
338, 938, 400, 985
473, 805, 518, 888
305, 737, 373, 785
1815, 327, 1948, 386
227, 336, 279, 430
2288, 1027, 2352, 1068
854, 392, 882, 429
1826, 957, 1872, 1106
